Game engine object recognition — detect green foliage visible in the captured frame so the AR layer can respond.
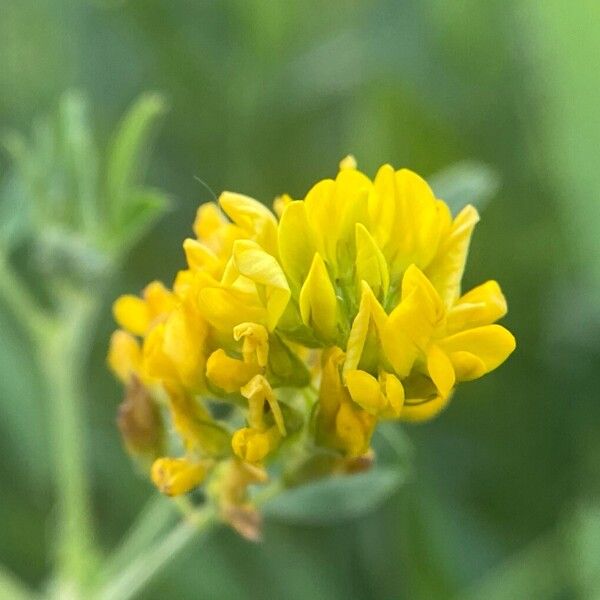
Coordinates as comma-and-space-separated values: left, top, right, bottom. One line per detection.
264, 467, 406, 525
1, 91, 168, 285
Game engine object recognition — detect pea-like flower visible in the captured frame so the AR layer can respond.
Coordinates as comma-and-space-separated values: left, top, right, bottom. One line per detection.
108, 156, 515, 523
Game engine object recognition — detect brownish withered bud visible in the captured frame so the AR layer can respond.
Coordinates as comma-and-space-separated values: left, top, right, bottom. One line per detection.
117, 375, 164, 461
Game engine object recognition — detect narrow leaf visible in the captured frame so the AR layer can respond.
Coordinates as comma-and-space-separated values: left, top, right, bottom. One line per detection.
106, 93, 167, 224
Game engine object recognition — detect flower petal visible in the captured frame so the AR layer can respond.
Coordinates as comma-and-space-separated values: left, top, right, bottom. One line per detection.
446, 280, 507, 333
344, 281, 387, 373
426, 204, 480, 307
219, 191, 278, 255
232, 239, 291, 330
113, 295, 150, 336
206, 349, 260, 393
108, 330, 142, 382
439, 324, 516, 380
426, 344, 456, 398
400, 394, 452, 422
299, 252, 338, 342
278, 201, 316, 289
345, 369, 385, 415
355, 223, 389, 300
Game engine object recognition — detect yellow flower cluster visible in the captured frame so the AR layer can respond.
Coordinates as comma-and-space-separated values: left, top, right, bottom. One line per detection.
108, 156, 515, 507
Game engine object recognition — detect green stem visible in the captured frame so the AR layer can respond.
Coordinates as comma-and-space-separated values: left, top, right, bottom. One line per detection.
0, 256, 52, 340
98, 496, 178, 583
40, 292, 100, 592
95, 505, 216, 600
0, 564, 36, 600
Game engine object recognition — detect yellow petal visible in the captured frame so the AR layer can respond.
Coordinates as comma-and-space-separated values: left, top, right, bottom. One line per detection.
381, 372, 405, 416
317, 347, 347, 419
334, 401, 375, 458
426, 344, 456, 398
241, 374, 286, 436
183, 238, 221, 274
219, 191, 278, 255
304, 178, 337, 265
383, 266, 443, 375
233, 322, 269, 367
333, 169, 372, 272
344, 281, 387, 373
193, 202, 227, 240
446, 351, 487, 381
141, 324, 179, 383
206, 349, 260, 393
345, 370, 385, 414
355, 223, 389, 300
232, 239, 291, 330
446, 280, 507, 333
173, 269, 195, 297
107, 330, 142, 382
151, 457, 209, 496
370, 164, 398, 253
231, 426, 281, 464
439, 324, 516, 380
426, 204, 480, 307
198, 286, 267, 333
400, 394, 452, 422
278, 201, 316, 288
165, 385, 230, 456
394, 168, 445, 269
113, 295, 150, 336
143, 281, 177, 316
339, 154, 357, 170
299, 252, 338, 342
273, 193, 293, 218
162, 304, 207, 391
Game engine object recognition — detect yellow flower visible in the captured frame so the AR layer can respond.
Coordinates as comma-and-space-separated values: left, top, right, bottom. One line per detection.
151, 456, 212, 496
108, 156, 516, 509
113, 281, 177, 336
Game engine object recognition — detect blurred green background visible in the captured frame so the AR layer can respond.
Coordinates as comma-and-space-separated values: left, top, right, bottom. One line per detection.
1, 1, 599, 598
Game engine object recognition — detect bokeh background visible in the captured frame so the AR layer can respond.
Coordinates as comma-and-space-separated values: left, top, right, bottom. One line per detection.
1, 1, 599, 598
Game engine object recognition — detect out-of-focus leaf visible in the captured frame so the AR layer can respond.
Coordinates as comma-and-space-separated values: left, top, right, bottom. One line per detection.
263, 466, 406, 525
564, 503, 600, 598
460, 532, 568, 600
429, 161, 500, 215
0, 564, 33, 600
109, 188, 169, 256
58, 92, 100, 233
527, 1, 600, 292
106, 94, 167, 225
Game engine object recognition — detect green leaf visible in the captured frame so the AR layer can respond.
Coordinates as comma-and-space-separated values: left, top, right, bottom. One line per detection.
263, 466, 406, 525
58, 92, 100, 233
106, 93, 167, 225
109, 187, 169, 256
429, 161, 500, 215
0, 564, 34, 600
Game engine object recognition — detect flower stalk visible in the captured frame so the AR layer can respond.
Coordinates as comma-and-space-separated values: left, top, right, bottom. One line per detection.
39, 292, 101, 590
